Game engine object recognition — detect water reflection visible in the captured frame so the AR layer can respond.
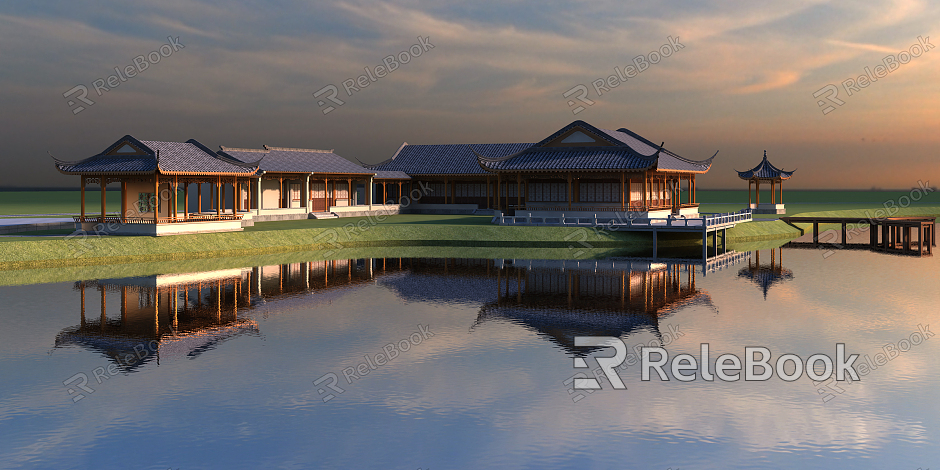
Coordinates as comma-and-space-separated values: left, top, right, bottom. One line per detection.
737, 247, 794, 300
55, 270, 260, 371
56, 255, 751, 368
475, 259, 716, 354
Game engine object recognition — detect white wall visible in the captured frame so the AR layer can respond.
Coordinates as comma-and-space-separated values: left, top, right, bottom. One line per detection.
261, 179, 281, 209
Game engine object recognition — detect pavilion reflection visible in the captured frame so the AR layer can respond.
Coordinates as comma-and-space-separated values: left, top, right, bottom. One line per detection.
472, 259, 717, 354
737, 247, 794, 300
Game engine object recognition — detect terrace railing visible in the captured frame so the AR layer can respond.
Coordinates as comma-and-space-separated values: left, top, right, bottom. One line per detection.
73, 213, 243, 224
493, 209, 752, 231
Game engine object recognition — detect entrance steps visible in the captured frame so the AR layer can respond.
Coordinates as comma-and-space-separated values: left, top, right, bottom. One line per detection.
309, 212, 339, 219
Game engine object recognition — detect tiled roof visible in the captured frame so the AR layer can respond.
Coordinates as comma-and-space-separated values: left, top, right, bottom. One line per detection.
370, 143, 534, 175
482, 147, 658, 172
478, 121, 714, 174
220, 146, 373, 175
374, 170, 411, 180
655, 149, 715, 173
57, 155, 156, 174
54, 135, 258, 175
737, 152, 794, 179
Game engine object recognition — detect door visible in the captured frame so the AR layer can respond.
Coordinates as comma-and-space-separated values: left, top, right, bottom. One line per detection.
310, 182, 327, 211
290, 183, 301, 208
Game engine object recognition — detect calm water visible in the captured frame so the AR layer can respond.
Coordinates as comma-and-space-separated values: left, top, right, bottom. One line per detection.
0, 247, 938, 469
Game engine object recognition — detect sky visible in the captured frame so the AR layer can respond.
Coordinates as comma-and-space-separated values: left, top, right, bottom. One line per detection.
1, 0, 938, 190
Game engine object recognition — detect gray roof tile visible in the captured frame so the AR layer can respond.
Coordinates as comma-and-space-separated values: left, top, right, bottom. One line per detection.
54, 135, 258, 175
737, 152, 794, 179
221, 147, 373, 175
371, 143, 534, 175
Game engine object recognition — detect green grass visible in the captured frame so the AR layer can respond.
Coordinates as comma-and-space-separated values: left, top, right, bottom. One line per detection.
0, 245, 653, 287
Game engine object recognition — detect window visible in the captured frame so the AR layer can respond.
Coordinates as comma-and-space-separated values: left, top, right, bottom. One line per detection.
455, 183, 487, 197
137, 193, 155, 213
579, 181, 620, 202
528, 182, 566, 202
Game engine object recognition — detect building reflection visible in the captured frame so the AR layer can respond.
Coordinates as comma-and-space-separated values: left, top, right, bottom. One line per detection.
57, 255, 742, 367
56, 269, 259, 371
737, 247, 794, 299
473, 259, 716, 354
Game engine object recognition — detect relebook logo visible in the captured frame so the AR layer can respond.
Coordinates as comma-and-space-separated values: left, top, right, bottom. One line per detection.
572, 337, 863, 390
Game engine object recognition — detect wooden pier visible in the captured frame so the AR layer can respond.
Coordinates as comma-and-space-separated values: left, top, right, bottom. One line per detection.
781, 216, 935, 256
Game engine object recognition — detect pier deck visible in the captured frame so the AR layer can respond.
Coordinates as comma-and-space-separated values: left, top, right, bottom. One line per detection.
781, 216, 935, 256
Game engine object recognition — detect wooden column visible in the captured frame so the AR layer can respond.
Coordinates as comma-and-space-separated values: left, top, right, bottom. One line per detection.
325, 178, 329, 210
496, 174, 501, 211
216, 177, 221, 217
100, 286, 106, 332
154, 175, 159, 223
516, 173, 521, 209
120, 180, 126, 222
486, 176, 491, 209
347, 179, 352, 206
756, 180, 760, 205
80, 176, 86, 219
567, 172, 572, 210
748, 180, 752, 206
183, 183, 189, 219
232, 179, 237, 214
172, 177, 178, 221
332, 179, 336, 209
642, 172, 648, 211
100, 179, 107, 221
197, 183, 202, 213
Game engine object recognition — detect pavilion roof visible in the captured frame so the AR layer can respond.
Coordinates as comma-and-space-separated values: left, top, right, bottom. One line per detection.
220, 146, 374, 176
476, 120, 715, 174
53, 135, 259, 176
737, 264, 794, 300
736, 151, 795, 180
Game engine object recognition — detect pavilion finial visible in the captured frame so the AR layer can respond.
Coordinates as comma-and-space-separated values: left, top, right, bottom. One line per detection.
763, 150, 767, 159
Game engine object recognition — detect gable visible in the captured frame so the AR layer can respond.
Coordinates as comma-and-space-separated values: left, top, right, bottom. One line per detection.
540, 127, 613, 148
106, 140, 148, 156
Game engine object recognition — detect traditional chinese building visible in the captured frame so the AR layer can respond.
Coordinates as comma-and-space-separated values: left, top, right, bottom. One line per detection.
371, 120, 716, 217
53, 135, 260, 235
736, 151, 794, 214
219, 146, 408, 219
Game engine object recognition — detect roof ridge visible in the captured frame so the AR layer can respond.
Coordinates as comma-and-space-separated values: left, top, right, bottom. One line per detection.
262, 145, 334, 153
220, 146, 266, 153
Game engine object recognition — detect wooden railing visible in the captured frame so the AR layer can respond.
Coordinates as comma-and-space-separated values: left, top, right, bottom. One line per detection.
514, 203, 681, 212
494, 209, 752, 231
73, 213, 243, 224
